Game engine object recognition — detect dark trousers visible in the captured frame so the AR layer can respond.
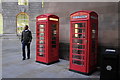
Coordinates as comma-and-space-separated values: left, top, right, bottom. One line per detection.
22, 42, 30, 59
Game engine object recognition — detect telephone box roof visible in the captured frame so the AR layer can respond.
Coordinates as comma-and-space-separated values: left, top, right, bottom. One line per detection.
70, 10, 98, 16
37, 13, 58, 18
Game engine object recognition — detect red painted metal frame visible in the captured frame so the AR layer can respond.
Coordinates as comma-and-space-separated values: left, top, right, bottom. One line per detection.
36, 14, 59, 64
69, 10, 98, 74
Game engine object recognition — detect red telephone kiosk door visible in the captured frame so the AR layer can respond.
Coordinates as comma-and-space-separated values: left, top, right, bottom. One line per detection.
36, 22, 47, 63
36, 14, 59, 64
69, 11, 98, 74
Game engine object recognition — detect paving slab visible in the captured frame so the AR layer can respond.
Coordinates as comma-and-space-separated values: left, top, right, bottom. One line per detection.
2, 38, 100, 78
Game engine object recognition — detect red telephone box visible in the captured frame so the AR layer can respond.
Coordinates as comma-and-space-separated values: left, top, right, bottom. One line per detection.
69, 11, 98, 74
36, 14, 59, 64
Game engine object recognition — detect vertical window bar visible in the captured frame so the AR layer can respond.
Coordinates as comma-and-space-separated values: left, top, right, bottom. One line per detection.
42, 0, 44, 8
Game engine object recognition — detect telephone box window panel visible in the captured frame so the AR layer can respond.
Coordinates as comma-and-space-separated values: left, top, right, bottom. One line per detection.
72, 49, 84, 54
73, 34, 86, 38
72, 39, 83, 44
72, 55, 84, 60
36, 14, 59, 64
69, 11, 98, 74
39, 33, 45, 36
39, 53, 45, 57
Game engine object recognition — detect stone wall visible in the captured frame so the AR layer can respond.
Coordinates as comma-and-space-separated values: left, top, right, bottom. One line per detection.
2, 2, 42, 34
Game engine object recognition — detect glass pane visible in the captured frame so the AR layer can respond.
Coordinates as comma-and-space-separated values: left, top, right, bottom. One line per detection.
52, 24, 56, 28
73, 39, 83, 44
39, 37, 44, 40
72, 49, 84, 54
39, 33, 44, 36
74, 34, 85, 38
39, 41, 44, 44
92, 29, 96, 38
74, 29, 85, 33
40, 29, 44, 32
72, 45, 85, 49
39, 49, 44, 52
72, 60, 84, 65
52, 41, 56, 44
52, 45, 56, 48
74, 23, 85, 28
39, 45, 44, 48
39, 24, 44, 28
52, 24, 57, 35
72, 55, 84, 60
52, 30, 56, 35
52, 37, 56, 40
51, 24, 57, 48
39, 53, 45, 57
92, 23, 96, 38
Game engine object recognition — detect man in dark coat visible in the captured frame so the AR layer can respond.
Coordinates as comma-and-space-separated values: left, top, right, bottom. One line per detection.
21, 25, 32, 60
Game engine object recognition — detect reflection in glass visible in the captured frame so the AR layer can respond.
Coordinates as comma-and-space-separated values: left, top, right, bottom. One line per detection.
72, 45, 85, 49
39, 37, 44, 40
51, 24, 57, 48
52, 24, 57, 35
39, 53, 45, 57
74, 34, 85, 38
73, 39, 83, 44
39, 45, 44, 48
52, 30, 56, 35
72, 60, 84, 65
52, 37, 56, 40
39, 24, 44, 28
74, 23, 85, 28
72, 49, 84, 54
54, 30, 56, 35
39, 41, 44, 44
52, 41, 56, 44
72, 55, 84, 60
39, 33, 44, 36
40, 29, 44, 32
52, 24, 56, 28
39, 49, 44, 52
92, 30, 95, 33
75, 24, 78, 28
74, 29, 85, 33
52, 45, 56, 48
92, 29, 96, 38
74, 23, 85, 37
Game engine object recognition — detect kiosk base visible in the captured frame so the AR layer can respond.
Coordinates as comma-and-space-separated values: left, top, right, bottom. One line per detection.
36, 60, 60, 65
69, 69, 96, 75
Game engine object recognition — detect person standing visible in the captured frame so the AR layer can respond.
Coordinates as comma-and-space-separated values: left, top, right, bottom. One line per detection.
21, 25, 32, 60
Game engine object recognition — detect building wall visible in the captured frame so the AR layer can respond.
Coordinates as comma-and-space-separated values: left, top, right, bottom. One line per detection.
43, 2, 119, 65
2, 2, 42, 34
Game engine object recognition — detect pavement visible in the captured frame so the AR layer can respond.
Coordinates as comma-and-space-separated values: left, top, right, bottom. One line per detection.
1, 36, 100, 79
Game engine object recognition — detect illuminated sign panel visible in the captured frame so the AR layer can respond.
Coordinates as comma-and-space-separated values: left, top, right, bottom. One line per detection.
49, 18, 58, 21
72, 15, 88, 19
38, 18, 47, 21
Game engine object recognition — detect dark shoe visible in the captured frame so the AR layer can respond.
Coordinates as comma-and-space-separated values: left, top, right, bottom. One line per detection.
22, 58, 26, 60
27, 57, 30, 59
